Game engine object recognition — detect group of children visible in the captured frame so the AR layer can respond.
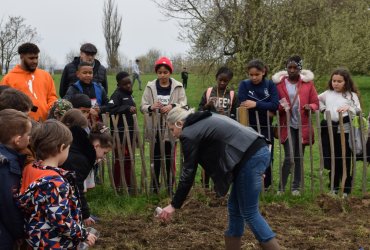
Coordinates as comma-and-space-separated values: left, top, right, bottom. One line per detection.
197, 56, 362, 197
0, 51, 363, 249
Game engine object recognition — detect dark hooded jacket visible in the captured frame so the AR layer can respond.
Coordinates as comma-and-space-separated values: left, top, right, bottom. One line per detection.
171, 111, 266, 209
61, 126, 96, 220
60, 57, 108, 98
0, 145, 25, 249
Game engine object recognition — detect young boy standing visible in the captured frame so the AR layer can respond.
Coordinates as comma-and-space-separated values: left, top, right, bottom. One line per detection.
0, 109, 32, 249
64, 62, 109, 115
18, 120, 97, 249
108, 71, 136, 189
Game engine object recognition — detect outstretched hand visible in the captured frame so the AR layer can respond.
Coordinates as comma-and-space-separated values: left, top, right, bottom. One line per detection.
158, 204, 175, 222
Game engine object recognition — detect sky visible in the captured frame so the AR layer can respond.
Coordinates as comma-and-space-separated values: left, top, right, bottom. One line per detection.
0, 0, 190, 68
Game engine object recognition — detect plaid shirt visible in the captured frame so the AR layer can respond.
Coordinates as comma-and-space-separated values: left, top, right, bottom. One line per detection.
17, 162, 87, 249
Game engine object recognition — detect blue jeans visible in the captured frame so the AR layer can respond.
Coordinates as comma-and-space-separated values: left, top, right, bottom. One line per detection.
225, 146, 276, 243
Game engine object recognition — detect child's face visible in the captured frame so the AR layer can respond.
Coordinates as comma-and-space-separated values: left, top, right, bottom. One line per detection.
93, 141, 111, 161
216, 73, 231, 90
248, 67, 265, 85
14, 121, 32, 150
77, 66, 93, 84
287, 62, 300, 80
156, 66, 171, 85
118, 77, 133, 92
331, 74, 345, 92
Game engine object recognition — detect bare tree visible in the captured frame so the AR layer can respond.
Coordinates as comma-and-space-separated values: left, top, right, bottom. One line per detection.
0, 16, 38, 74
38, 50, 57, 74
102, 0, 122, 71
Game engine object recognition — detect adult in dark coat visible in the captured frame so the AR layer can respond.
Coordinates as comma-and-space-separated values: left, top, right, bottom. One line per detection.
59, 43, 108, 97
158, 107, 280, 250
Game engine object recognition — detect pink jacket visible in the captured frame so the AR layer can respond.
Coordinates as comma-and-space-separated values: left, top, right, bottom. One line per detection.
272, 70, 319, 145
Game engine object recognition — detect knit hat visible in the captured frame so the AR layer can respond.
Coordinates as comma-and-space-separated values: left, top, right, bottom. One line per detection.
155, 57, 173, 73
47, 99, 73, 120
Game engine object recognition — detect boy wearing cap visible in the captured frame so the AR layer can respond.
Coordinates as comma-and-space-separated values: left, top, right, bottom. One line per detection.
60, 43, 107, 98
140, 57, 187, 194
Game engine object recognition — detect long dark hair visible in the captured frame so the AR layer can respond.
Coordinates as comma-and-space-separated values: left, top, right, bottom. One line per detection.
328, 68, 360, 105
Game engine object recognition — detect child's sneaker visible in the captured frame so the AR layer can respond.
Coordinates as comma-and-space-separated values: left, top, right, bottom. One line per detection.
291, 190, 300, 196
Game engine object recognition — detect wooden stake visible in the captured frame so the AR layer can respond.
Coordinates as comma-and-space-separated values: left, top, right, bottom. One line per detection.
285, 111, 295, 193
110, 114, 129, 195
308, 110, 314, 194
276, 112, 283, 192
338, 112, 347, 194
348, 115, 356, 193
101, 113, 117, 196
133, 114, 148, 195
360, 112, 368, 195
315, 111, 324, 193
238, 107, 249, 126
297, 109, 304, 193
123, 114, 138, 195
326, 111, 335, 192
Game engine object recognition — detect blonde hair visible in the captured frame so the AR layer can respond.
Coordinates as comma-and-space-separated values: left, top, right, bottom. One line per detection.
167, 106, 194, 124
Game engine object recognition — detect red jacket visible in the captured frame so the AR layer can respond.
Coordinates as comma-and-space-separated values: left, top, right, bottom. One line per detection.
272, 70, 319, 145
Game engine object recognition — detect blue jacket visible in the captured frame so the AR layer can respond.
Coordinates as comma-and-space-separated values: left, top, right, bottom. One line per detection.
238, 78, 279, 129
0, 145, 25, 249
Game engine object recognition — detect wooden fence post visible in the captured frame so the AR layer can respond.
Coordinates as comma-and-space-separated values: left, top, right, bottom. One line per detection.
338, 112, 347, 195
326, 111, 335, 192
315, 111, 324, 193
133, 114, 148, 195
123, 114, 138, 195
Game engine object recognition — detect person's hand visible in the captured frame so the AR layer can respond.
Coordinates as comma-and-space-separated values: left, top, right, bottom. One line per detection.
130, 106, 137, 114
151, 101, 163, 110
279, 98, 290, 111
158, 204, 175, 222
241, 100, 256, 109
206, 97, 217, 108
90, 107, 99, 117
303, 104, 312, 111
85, 233, 97, 247
160, 105, 173, 114
84, 217, 96, 226
337, 105, 350, 113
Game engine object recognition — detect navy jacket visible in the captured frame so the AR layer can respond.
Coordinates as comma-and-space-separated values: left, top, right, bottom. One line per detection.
0, 145, 25, 249
238, 78, 279, 131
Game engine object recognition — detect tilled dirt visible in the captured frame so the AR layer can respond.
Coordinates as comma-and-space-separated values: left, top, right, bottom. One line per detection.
93, 191, 370, 249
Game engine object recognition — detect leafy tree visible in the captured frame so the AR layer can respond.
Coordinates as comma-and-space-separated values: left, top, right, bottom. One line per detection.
154, 0, 370, 78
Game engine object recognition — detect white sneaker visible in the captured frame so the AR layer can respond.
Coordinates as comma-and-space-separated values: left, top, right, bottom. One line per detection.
328, 190, 338, 197
276, 191, 284, 196
292, 190, 300, 196
342, 193, 348, 198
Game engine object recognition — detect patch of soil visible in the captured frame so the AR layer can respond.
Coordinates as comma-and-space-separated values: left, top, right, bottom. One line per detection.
93, 191, 370, 249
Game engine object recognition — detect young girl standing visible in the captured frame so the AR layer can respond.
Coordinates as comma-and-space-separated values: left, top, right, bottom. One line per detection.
319, 68, 361, 195
272, 55, 319, 195
238, 59, 279, 189
140, 57, 187, 193
18, 120, 97, 249
198, 66, 238, 119
198, 66, 238, 188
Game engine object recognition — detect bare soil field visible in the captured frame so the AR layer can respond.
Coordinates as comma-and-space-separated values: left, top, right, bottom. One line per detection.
94, 191, 369, 249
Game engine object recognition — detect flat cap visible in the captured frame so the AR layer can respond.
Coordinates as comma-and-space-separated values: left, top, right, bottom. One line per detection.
80, 43, 97, 54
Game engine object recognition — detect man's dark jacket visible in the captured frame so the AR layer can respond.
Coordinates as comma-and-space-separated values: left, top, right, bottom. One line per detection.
59, 57, 108, 97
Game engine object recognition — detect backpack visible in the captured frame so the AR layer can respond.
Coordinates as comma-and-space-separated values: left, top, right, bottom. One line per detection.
349, 115, 369, 156
206, 87, 235, 104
